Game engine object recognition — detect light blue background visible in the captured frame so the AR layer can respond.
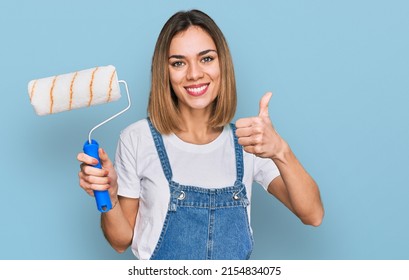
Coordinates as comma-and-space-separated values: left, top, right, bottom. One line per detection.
1, 0, 408, 260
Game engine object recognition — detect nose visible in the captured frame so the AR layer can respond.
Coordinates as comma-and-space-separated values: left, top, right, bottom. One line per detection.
186, 62, 204, 81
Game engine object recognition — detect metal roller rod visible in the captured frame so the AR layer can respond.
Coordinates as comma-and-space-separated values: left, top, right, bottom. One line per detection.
88, 80, 131, 144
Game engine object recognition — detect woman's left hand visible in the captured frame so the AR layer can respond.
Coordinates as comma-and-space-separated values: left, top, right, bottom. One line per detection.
235, 92, 287, 160
236, 92, 324, 226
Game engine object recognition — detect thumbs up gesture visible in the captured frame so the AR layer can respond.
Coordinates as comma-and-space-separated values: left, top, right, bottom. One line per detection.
235, 92, 286, 159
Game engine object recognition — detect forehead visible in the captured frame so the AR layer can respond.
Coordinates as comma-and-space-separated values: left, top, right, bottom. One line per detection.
169, 26, 216, 55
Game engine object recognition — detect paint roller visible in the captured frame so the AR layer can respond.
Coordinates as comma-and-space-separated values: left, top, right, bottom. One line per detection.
28, 65, 131, 212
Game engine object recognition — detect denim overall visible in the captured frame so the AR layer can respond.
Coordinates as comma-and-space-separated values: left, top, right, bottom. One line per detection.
147, 119, 254, 260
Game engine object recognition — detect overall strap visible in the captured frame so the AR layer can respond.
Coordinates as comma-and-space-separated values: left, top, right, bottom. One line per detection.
230, 123, 247, 200
147, 118, 173, 182
230, 123, 244, 183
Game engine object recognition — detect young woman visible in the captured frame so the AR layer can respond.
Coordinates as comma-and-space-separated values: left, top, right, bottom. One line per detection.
77, 9, 324, 260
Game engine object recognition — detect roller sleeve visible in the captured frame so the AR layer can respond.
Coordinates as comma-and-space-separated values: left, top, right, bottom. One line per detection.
28, 65, 121, 116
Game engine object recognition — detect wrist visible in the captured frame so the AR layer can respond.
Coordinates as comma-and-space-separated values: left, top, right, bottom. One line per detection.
271, 139, 291, 165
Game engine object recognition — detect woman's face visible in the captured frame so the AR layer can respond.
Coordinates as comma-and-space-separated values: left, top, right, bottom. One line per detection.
168, 26, 220, 114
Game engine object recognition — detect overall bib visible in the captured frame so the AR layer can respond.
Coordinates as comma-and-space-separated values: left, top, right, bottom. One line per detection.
147, 119, 254, 260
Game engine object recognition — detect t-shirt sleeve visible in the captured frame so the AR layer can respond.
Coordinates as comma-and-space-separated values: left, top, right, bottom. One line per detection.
253, 156, 281, 191
115, 131, 141, 198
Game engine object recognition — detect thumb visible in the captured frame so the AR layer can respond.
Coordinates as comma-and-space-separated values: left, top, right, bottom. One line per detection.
98, 148, 113, 169
258, 92, 273, 117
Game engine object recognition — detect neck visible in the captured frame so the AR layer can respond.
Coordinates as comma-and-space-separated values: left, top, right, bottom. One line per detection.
176, 108, 222, 145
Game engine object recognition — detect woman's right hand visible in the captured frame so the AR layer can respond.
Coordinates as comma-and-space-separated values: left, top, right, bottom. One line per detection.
77, 148, 118, 201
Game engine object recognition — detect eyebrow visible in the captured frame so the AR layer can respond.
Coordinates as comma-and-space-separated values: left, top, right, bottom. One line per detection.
168, 49, 217, 60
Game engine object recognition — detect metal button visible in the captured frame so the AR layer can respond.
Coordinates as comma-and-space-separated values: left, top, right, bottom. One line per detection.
233, 193, 240, 200
177, 191, 186, 200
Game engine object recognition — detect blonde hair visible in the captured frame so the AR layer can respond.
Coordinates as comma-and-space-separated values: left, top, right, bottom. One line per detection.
148, 10, 237, 134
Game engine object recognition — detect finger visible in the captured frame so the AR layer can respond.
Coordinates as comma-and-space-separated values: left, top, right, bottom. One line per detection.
237, 137, 254, 147
235, 127, 253, 138
80, 172, 111, 185
78, 172, 111, 191
237, 134, 262, 147
78, 175, 95, 196
258, 92, 273, 117
235, 117, 256, 128
242, 144, 257, 155
80, 164, 109, 177
79, 177, 110, 193
98, 148, 113, 169
79, 184, 95, 197
77, 152, 98, 166
236, 124, 264, 138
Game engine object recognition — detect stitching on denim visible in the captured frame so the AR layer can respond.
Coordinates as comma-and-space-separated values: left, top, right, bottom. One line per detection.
244, 206, 254, 259
147, 118, 173, 182
149, 211, 172, 260
230, 123, 244, 182
206, 209, 215, 260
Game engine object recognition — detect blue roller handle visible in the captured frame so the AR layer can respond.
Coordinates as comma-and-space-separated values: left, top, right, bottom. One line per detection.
83, 139, 112, 212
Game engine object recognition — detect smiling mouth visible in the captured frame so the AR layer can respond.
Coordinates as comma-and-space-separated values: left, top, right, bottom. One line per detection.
184, 83, 209, 96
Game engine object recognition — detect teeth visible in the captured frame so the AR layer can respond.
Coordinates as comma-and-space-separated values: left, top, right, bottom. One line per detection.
187, 85, 207, 93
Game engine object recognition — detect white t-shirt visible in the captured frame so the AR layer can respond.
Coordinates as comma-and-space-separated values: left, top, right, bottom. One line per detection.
115, 119, 280, 259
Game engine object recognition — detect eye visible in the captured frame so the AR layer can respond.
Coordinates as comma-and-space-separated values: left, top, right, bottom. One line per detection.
201, 56, 214, 63
170, 61, 185, 68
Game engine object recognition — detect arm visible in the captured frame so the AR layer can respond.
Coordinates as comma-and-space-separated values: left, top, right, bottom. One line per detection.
101, 196, 139, 253
235, 92, 324, 226
77, 149, 138, 252
266, 144, 323, 226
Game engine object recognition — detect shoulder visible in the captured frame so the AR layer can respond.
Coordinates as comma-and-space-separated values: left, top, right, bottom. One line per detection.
117, 119, 154, 152
119, 119, 151, 140
120, 118, 149, 135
